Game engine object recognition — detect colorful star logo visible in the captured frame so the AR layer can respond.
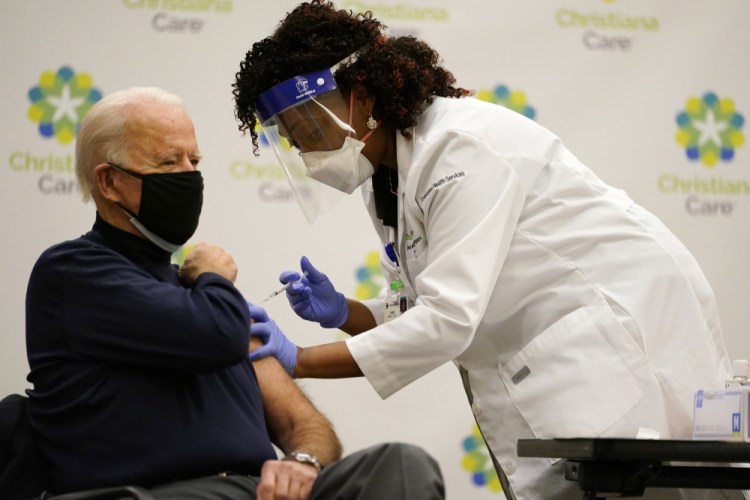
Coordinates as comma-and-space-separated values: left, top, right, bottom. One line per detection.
461, 424, 502, 493
27, 66, 102, 145
354, 251, 385, 300
171, 244, 194, 266
675, 91, 745, 168
476, 84, 536, 120
258, 123, 294, 151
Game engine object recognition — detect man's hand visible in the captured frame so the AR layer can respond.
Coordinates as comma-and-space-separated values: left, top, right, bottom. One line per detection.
257, 459, 319, 500
179, 242, 238, 286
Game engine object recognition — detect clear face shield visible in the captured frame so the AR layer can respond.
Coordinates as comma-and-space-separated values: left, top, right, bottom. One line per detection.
256, 67, 361, 223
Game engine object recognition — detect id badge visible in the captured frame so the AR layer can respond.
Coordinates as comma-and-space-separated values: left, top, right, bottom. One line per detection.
384, 279, 412, 323
384, 288, 400, 322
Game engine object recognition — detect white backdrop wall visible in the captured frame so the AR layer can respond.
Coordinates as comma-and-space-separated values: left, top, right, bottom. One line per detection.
1, 1, 748, 497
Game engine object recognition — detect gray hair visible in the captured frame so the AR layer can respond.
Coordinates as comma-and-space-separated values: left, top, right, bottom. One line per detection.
75, 87, 185, 202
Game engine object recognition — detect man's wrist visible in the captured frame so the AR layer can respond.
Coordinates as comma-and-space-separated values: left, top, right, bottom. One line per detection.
283, 450, 322, 472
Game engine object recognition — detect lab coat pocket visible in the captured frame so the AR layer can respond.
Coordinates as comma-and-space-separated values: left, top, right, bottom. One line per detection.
403, 244, 428, 297
499, 306, 644, 441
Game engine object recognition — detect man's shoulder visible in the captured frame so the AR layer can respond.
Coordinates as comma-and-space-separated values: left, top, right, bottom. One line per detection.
32, 232, 120, 274
35, 234, 95, 263
27, 236, 102, 298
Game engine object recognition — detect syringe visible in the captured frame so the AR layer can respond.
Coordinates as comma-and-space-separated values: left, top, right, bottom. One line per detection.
260, 271, 308, 303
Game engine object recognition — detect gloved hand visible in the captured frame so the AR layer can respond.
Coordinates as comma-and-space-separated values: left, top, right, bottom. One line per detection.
280, 256, 348, 329
246, 301, 298, 376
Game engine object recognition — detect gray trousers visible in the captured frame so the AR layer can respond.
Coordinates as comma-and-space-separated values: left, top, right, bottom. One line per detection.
49, 443, 445, 500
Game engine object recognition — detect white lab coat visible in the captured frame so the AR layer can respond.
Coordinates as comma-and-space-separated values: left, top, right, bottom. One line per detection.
346, 97, 738, 499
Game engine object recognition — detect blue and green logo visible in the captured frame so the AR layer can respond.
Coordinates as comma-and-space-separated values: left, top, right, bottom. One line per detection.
476, 84, 536, 120
353, 251, 386, 300
462, 425, 502, 493
27, 66, 102, 145
675, 91, 745, 168
170, 244, 194, 266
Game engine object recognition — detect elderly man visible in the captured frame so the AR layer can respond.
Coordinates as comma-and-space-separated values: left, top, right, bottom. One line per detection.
24, 87, 444, 499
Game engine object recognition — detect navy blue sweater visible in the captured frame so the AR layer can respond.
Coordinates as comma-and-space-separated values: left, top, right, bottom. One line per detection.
25, 215, 276, 492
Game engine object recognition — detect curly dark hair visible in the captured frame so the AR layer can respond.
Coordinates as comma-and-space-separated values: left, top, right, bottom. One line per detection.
233, 0, 472, 154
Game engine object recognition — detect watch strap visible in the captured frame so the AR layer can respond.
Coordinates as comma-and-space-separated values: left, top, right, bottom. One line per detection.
283, 450, 322, 472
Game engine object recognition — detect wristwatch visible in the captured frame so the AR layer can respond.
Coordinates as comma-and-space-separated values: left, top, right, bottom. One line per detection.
283, 451, 322, 472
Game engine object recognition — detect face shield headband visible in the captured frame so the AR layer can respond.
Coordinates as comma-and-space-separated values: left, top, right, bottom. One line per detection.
255, 50, 361, 124
254, 52, 367, 223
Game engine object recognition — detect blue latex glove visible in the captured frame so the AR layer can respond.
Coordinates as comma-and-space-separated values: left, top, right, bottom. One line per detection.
280, 256, 348, 329
246, 301, 298, 376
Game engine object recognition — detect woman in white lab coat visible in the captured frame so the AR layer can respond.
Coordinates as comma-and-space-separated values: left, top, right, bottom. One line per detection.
234, 2, 736, 498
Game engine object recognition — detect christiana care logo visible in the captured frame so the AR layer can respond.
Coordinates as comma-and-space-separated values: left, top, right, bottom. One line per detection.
27, 66, 102, 145
660, 91, 747, 217
229, 124, 301, 205
10, 66, 101, 196
476, 84, 536, 120
675, 91, 745, 168
353, 251, 386, 300
462, 425, 501, 493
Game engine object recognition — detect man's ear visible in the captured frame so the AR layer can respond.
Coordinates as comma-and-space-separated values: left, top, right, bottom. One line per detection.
93, 163, 122, 202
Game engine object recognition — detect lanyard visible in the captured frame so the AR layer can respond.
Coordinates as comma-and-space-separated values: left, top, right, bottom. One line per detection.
385, 242, 404, 292
384, 241, 411, 321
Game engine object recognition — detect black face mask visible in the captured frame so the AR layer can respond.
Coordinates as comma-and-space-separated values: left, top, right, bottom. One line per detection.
109, 163, 204, 250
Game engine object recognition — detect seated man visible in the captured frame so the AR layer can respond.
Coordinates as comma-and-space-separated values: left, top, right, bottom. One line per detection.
24, 86, 444, 500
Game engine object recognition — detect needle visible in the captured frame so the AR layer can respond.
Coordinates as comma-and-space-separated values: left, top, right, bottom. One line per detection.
260, 271, 308, 303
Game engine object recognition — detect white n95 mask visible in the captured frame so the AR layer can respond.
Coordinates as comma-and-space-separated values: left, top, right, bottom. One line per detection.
254, 56, 379, 220
302, 136, 375, 194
